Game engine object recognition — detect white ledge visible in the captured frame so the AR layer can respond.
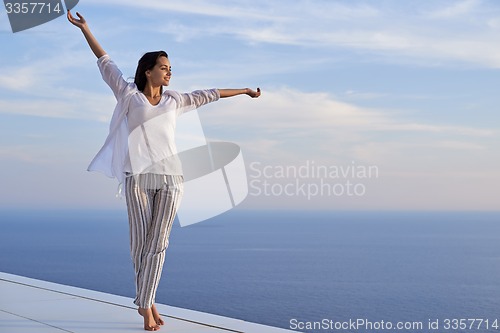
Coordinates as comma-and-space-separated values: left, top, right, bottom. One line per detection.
0, 272, 298, 333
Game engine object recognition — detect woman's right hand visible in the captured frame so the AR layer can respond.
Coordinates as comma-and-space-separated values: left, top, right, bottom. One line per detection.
67, 10, 106, 59
67, 10, 88, 30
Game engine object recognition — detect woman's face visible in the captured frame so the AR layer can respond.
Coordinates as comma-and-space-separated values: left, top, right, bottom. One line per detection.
146, 56, 171, 87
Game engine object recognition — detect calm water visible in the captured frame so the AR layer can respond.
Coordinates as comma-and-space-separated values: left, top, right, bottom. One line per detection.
1, 209, 500, 332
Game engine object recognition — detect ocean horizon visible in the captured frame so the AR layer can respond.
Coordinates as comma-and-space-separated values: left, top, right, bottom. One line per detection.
1, 209, 500, 332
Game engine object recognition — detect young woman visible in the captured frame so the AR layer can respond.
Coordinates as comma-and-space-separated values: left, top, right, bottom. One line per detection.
68, 11, 260, 331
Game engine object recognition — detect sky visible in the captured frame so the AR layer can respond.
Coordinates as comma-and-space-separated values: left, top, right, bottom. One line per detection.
0, 0, 499, 211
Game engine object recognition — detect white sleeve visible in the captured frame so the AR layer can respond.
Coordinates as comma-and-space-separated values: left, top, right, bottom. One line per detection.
175, 89, 220, 116
97, 54, 130, 100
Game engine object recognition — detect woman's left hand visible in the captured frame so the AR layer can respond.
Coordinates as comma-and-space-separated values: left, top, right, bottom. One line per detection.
246, 88, 261, 98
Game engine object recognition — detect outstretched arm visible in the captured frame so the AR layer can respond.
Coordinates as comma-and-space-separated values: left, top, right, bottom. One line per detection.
219, 88, 261, 98
67, 11, 106, 59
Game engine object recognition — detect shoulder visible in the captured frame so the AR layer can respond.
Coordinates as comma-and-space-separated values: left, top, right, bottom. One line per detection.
162, 89, 182, 103
119, 83, 140, 102
163, 89, 181, 97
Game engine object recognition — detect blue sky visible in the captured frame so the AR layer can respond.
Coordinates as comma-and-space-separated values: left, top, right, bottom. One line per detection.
0, 0, 499, 211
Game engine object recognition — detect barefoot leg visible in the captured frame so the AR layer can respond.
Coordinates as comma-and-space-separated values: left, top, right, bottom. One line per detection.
138, 307, 160, 331
151, 304, 165, 326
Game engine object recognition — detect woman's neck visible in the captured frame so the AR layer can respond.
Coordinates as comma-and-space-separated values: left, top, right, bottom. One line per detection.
142, 85, 162, 98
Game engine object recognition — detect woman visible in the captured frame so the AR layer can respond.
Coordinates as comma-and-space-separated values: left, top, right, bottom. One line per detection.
68, 11, 260, 331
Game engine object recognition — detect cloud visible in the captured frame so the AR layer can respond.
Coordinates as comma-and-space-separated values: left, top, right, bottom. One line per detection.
426, 0, 480, 19
0, 67, 35, 91
0, 145, 43, 164
0, 93, 114, 122
0, 47, 90, 91
435, 140, 486, 150
0, 48, 117, 122
2, 0, 499, 211
76, 1, 500, 68
203, 87, 496, 137
86, 0, 288, 21
197, 87, 499, 180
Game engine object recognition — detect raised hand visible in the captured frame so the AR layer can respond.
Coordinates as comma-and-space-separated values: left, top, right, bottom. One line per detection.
67, 11, 106, 58
246, 87, 261, 98
219, 88, 261, 98
67, 10, 88, 31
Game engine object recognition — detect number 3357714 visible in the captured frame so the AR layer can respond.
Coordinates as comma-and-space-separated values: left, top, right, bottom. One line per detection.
5, 2, 62, 14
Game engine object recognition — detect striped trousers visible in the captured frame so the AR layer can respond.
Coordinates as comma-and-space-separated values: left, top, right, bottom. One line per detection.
125, 174, 184, 309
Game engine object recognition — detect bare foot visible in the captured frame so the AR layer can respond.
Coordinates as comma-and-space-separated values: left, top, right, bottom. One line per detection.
138, 307, 160, 331
151, 304, 165, 326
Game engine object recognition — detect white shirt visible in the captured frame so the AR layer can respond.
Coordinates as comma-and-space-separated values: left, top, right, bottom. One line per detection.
87, 54, 220, 183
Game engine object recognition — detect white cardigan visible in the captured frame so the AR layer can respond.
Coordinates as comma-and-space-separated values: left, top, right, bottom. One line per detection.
87, 54, 220, 185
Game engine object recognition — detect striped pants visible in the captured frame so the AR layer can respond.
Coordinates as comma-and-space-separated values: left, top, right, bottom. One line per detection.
125, 174, 184, 309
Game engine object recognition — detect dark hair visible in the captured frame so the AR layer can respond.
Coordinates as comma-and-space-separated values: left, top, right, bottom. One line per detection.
134, 51, 168, 93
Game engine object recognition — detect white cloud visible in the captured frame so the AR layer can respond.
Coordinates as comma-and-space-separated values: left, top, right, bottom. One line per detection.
426, 0, 480, 19
0, 67, 34, 91
0, 48, 90, 91
0, 49, 116, 122
203, 87, 496, 138
436, 140, 486, 150
0, 93, 114, 122
2, 0, 499, 211
0, 146, 43, 164
85, 0, 287, 21
198, 87, 499, 191
78, 0, 500, 68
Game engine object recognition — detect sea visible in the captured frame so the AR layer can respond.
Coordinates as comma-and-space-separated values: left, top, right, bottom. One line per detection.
1, 209, 500, 333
